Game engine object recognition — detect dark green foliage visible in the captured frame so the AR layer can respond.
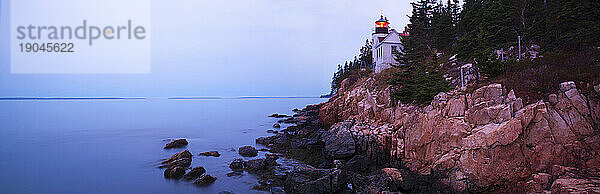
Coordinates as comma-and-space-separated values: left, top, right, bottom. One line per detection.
330, 39, 373, 94
388, 61, 450, 105
478, 59, 514, 78
457, 0, 600, 61
400, 0, 436, 64
391, 0, 454, 105
456, 0, 518, 61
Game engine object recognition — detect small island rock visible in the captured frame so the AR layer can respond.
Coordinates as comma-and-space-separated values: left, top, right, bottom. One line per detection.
199, 151, 221, 157
194, 174, 217, 186
164, 139, 188, 149
238, 146, 258, 157
164, 166, 186, 179
184, 167, 206, 180
229, 159, 246, 171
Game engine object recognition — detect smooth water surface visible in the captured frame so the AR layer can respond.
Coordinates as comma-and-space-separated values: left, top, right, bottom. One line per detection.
0, 98, 327, 194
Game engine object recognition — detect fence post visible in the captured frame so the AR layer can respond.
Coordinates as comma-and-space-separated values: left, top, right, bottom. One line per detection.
518, 36, 522, 61
460, 66, 465, 89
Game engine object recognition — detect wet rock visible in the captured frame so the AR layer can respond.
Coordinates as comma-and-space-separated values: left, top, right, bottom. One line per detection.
164, 166, 186, 179
245, 159, 269, 172
184, 167, 206, 180
269, 114, 290, 118
273, 123, 281, 128
290, 138, 321, 149
270, 186, 285, 194
194, 174, 217, 186
229, 159, 246, 171
366, 168, 404, 193
164, 139, 188, 149
267, 129, 278, 134
344, 155, 370, 172
285, 165, 344, 194
238, 146, 258, 157
256, 136, 273, 145
322, 121, 355, 159
258, 148, 271, 152
160, 150, 192, 168
265, 154, 280, 165
198, 151, 221, 157
226, 171, 243, 177
166, 158, 191, 169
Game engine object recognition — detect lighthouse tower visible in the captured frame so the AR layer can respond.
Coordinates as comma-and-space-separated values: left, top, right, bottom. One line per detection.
373, 15, 390, 45
372, 15, 404, 73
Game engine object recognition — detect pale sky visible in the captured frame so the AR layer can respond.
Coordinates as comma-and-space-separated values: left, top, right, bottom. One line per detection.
0, 0, 416, 97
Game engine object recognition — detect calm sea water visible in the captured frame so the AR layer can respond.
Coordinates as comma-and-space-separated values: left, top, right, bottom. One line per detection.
0, 98, 327, 194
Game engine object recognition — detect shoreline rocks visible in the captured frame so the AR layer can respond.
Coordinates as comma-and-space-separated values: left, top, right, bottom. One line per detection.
198, 151, 221, 157
255, 80, 600, 193
158, 144, 217, 186
184, 167, 206, 180
164, 139, 188, 149
161, 150, 193, 179
269, 114, 291, 118
194, 174, 217, 186
238, 146, 258, 157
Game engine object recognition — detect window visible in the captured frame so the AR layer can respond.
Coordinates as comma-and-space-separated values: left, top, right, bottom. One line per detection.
392, 46, 397, 55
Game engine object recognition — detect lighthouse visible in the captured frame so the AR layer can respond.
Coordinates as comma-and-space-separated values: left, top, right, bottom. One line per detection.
372, 15, 404, 73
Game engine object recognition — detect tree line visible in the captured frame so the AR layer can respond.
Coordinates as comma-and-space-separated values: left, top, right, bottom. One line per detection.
392, 0, 600, 104
329, 0, 600, 103
330, 40, 373, 94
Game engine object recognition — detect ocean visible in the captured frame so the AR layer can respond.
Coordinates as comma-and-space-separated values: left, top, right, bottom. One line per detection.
0, 98, 327, 193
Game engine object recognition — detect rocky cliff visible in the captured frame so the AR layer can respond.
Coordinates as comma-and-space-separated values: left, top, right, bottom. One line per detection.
319, 74, 600, 192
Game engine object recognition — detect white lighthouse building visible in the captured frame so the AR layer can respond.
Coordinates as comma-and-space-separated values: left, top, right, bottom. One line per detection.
372, 16, 405, 73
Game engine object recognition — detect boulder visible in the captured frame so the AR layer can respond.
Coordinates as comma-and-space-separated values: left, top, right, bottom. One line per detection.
229, 159, 246, 171
344, 155, 370, 172
194, 174, 217, 186
256, 136, 273, 145
238, 146, 258, 157
273, 123, 281, 128
165, 158, 191, 169
245, 159, 269, 171
164, 139, 188, 149
269, 114, 290, 118
164, 166, 186, 179
285, 165, 344, 194
161, 150, 192, 164
322, 121, 356, 159
160, 150, 193, 169
265, 154, 280, 165
270, 187, 285, 194
198, 151, 220, 157
366, 168, 404, 193
184, 167, 206, 180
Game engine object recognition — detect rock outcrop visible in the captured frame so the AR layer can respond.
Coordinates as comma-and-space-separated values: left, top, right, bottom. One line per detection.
184, 167, 206, 180
164, 139, 188, 149
161, 150, 193, 179
284, 165, 344, 194
318, 78, 600, 192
